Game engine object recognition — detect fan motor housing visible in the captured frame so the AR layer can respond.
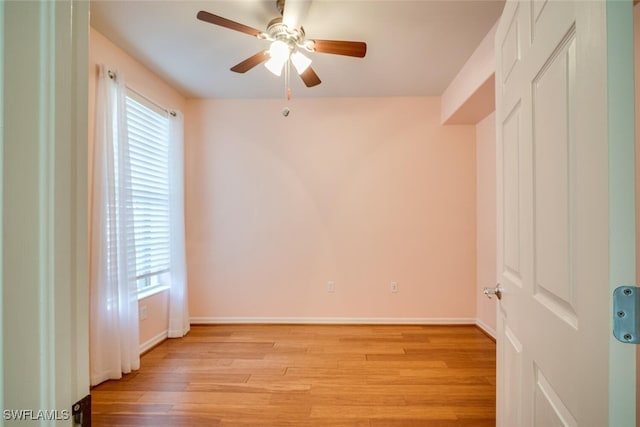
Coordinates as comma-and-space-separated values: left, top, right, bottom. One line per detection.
267, 17, 304, 47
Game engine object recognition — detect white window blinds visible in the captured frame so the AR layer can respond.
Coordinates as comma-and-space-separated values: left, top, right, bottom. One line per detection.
125, 93, 171, 291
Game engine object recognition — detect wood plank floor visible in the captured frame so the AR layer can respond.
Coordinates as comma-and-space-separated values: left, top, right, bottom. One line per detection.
92, 324, 496, 427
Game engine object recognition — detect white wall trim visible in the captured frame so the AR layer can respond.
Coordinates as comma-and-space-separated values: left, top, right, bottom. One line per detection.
190, 317, 477, 325
139, 330, 168, 354
475, 318, 496, 339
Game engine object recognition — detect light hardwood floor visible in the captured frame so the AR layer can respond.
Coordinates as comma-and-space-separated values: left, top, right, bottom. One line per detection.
92, 324, 496, 426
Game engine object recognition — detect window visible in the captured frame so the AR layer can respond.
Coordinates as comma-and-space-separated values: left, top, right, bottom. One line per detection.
125, 92, 171, 294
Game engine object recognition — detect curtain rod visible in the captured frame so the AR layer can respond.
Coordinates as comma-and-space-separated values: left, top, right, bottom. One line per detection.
107, 69, 177, 117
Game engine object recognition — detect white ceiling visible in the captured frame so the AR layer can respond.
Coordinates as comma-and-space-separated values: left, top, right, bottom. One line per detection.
90, 0, 505, 99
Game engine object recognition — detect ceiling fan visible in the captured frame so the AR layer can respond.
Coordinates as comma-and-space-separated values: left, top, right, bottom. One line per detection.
196, 0, 367, 89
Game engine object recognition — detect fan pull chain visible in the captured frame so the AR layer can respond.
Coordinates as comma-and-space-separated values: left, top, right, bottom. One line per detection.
285, 60, 291, 101
281, 60, 291, 117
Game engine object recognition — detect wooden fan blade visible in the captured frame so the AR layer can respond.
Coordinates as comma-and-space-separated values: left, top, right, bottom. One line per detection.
230, 51, 269, 73
310, 40, 367, 58
299, 66, 321, 87
197, 10, 264, 38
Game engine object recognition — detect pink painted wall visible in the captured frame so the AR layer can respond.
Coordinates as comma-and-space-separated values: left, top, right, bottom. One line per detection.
88, 29, 187, 155
439, 20, 498, 334
184, 97, 477, 321
475, 112, 497, 334
88, 27, 186, 349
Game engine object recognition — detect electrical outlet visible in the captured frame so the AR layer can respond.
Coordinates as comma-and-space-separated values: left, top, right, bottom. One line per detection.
391, 282, 398, 293
140, 305, 147, 320
327, 281, 335, 293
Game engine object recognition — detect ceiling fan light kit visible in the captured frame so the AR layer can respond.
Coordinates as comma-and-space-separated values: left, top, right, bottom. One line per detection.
264, 39, 290, 76
196, 0, 367, 97
291, 51, 312, 74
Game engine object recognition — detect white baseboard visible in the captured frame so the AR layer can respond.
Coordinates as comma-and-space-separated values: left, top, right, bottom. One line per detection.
139, 330, 168, 354
190, 317, 477, 325
475, 318, 496, 339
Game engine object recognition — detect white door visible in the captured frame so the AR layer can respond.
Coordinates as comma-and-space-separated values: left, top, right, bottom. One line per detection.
495, 1, 636, 426
2, 0, 90, 420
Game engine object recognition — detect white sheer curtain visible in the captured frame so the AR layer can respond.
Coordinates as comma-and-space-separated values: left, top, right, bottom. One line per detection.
167, 111, 190, 338
90, 65, 140, 386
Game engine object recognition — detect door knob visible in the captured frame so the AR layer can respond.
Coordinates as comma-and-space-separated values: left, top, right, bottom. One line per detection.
483, 285, 503, 300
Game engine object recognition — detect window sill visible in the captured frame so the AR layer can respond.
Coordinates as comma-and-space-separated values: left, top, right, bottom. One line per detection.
138, 285, 170, 301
